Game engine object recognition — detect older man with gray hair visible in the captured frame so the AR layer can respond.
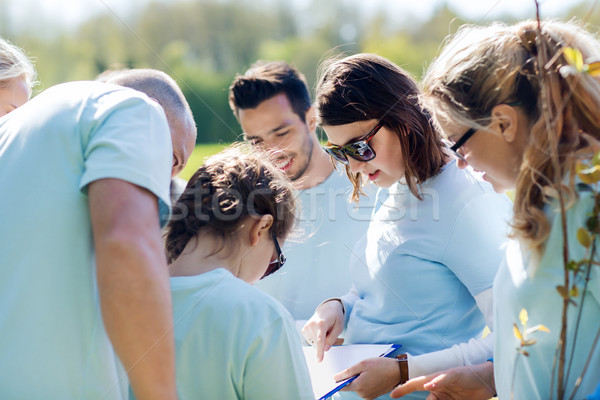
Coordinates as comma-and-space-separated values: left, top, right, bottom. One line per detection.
0, 69, 195, 399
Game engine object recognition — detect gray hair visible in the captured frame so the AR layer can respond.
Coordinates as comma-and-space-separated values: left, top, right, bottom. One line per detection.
103, 69, 195, 132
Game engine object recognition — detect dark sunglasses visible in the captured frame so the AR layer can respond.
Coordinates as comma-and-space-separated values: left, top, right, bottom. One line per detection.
261, 231, 286, 280
442, 127, 477, 162
323, 123, 383, 164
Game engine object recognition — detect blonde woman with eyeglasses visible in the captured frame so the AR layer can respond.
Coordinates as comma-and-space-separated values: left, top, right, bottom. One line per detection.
392, 19, 600, 400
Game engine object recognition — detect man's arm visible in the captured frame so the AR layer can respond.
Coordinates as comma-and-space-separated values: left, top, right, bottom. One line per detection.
89, 178, 177, 400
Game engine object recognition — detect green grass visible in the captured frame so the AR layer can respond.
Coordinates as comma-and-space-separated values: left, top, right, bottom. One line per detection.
178, 142, 232, 181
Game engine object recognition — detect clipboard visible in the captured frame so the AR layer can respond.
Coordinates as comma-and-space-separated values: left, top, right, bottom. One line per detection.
303, 344, 401, 400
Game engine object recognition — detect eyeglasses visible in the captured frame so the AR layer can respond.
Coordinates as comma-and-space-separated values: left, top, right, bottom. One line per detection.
442, 127, 477, 162
323, 123, 383, 164
261, 231, 286, 279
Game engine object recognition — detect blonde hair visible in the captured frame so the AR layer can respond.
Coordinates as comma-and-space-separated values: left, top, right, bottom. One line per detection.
422, 19, 600, 252
0, 38, 36, 95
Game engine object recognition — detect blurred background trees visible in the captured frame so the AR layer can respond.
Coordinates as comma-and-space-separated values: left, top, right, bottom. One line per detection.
2, 0, 598, 143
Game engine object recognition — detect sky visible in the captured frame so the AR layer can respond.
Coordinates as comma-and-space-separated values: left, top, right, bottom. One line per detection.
2, 0, 597, 34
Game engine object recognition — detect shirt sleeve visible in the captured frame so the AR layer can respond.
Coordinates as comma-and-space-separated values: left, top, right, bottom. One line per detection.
442, 192, 512, 297
78, 90, 173, 207
340, 286, 360, 327
407, 287, 495, 378
242, 313, 314, 400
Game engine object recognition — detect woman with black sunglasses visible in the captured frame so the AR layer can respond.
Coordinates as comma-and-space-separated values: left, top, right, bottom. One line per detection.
301, 53, 512, 400
163, 143, 314, 399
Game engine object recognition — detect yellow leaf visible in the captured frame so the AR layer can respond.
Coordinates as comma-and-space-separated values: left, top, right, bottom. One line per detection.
519, 308, 529, 326
564, 47, 584, 72
513, 323, 523, 342
577, 227, 592, 248
526, 324, 550, 335
586, 61, 600, 76
570, 285, 580, 298
576, 162, 600, 184
523, 339, 538, 346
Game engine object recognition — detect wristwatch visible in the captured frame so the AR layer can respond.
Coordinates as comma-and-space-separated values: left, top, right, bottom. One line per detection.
396, 353, 409, 385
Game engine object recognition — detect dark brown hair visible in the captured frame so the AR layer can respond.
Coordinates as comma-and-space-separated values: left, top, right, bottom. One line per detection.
315, 53, 446, 201
164, 143, 296, 263
228, 60, 312, 123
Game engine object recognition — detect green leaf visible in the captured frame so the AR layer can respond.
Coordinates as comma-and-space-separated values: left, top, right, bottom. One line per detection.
567, 260, 579, 271
587, 216, 599, 234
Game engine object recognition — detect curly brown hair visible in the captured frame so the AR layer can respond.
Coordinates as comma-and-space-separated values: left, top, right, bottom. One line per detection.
164, 143, 296, 263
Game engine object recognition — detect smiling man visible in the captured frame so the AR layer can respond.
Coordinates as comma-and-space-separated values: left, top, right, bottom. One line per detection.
228, 61, 373, 321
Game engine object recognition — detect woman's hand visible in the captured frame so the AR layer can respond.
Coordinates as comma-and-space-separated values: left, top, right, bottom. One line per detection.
302, 299, 344, 362
389, 362, 495, 400
334, 357, 401, 400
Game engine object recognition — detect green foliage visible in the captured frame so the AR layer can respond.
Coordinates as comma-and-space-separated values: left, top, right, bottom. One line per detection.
178, 142, 231, 181
176, 67, 241, 144
5, 0, 600, 144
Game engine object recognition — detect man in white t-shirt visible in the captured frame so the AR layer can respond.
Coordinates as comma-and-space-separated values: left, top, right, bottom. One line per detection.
0, 70, 196, 399
228, 61, 373, 320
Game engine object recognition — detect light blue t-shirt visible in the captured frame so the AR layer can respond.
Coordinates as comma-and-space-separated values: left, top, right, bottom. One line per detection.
339, 162, 512, 400
494, 182, 600, 400
0, 81, 172, 399
170, 268, 314, 400
255, 168, 374, 320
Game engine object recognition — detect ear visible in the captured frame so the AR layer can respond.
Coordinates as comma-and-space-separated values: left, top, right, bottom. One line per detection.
249, 214, 274, 247
171, 151, 181, 177
305, 106, 317, 133
490, 104, 519, 143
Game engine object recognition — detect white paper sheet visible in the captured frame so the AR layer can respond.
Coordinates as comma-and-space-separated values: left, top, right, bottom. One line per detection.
303, 344, 397, 400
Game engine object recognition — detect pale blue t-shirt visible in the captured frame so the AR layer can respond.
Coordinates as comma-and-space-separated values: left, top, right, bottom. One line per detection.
338, 162, 512, 400
255, 169, 374, 320
494, 182, 600, 400
170, 268, 314, 400
0, 81, 172, 399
